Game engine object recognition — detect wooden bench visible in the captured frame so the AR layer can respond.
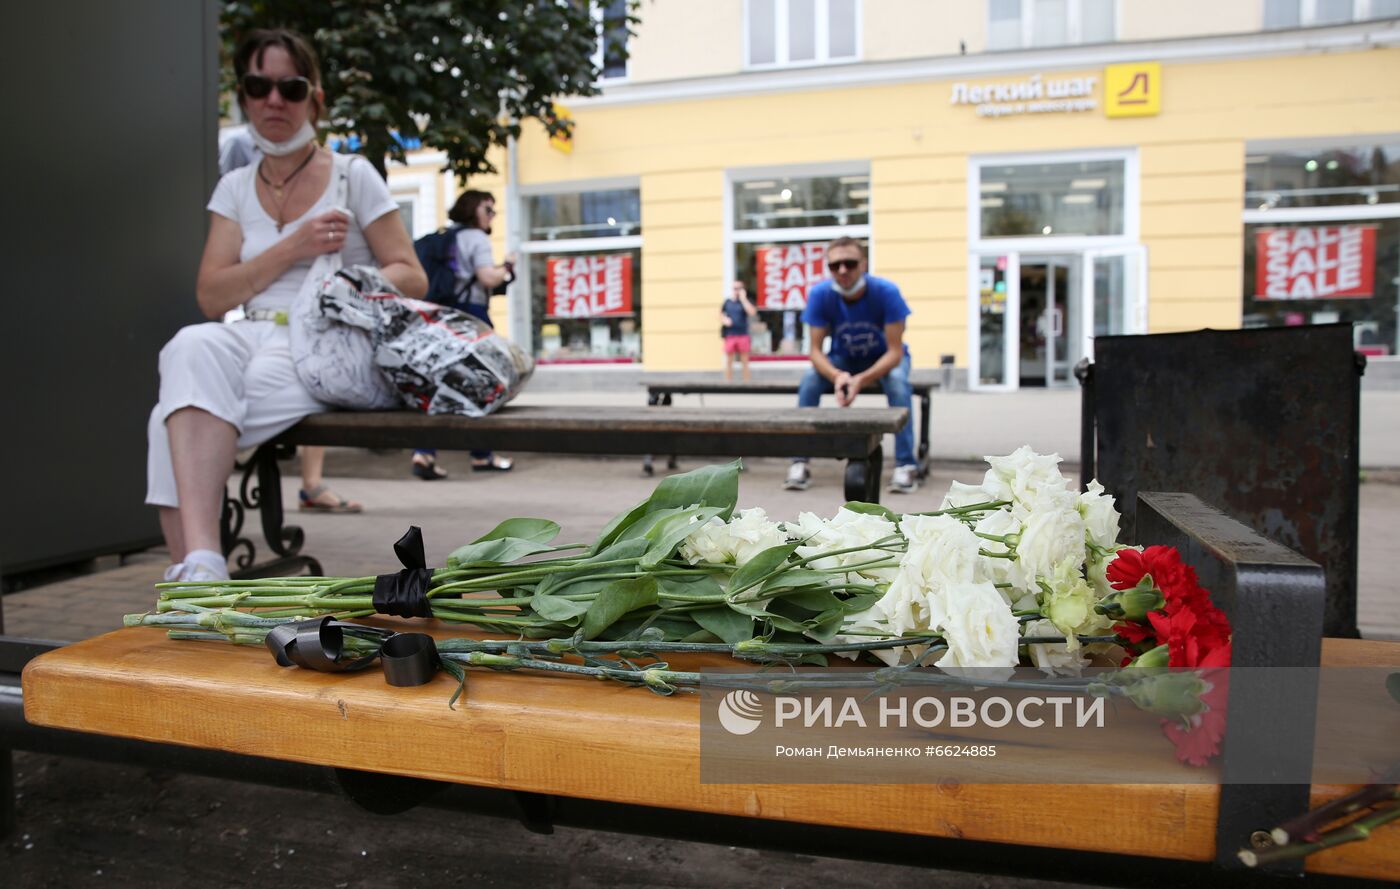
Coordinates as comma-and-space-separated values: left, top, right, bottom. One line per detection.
222, 404, 907, 578
640, 370, 939, 478
10, 492, 1396, 883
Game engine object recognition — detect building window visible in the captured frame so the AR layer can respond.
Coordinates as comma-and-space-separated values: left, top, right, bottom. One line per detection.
395, 199, 416, 238
1242, 140, 1400, 355
978, 158, 1128, 238
595, 0, 629, 80
986, 0, 1117, 50
729, 168, 870, 356
521, 185, 642, 363
1264, 0, 1400, 29
745, 0, 860, 69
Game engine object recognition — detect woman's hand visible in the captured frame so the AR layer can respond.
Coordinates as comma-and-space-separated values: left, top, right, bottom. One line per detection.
287, 210, 352, 261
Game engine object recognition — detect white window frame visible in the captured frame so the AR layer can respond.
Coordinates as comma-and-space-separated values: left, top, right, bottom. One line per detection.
1264, 0, 1397, 29
592, 1, 630, 82
967, 148, 1143, 391
987, 0, 1121, 51
744, 0, 863, 70
725, 160, 874, 282
968, 147, 1140, 252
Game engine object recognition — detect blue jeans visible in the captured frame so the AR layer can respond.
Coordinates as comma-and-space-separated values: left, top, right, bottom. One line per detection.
796, 353, 916, 467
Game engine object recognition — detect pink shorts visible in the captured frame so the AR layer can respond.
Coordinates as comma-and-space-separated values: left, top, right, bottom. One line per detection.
723, 334, 751, 355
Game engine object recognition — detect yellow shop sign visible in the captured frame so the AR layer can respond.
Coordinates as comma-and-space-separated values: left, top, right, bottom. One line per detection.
1104, 62, 1162, 117
948, 61, 1162, 119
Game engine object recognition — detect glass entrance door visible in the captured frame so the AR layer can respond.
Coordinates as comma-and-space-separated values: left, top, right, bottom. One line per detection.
1016, 255, 1080, 387
1082, 246, 1147, 359
970, 253, 1019, 390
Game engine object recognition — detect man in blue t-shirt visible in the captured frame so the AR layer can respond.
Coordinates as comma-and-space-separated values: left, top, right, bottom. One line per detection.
785, 236, 919, 494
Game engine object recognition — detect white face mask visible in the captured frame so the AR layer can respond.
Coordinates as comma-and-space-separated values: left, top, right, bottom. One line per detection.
248, 120, 317, 157
831, 274, 867, 298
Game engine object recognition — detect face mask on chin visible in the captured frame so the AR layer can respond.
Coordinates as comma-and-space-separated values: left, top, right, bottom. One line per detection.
248, 120, 316, 157
831, 274, 867, 298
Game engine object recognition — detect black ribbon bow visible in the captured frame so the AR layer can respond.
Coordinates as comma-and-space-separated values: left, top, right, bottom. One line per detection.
265, 616, 440, 687
372, 525, 436, 618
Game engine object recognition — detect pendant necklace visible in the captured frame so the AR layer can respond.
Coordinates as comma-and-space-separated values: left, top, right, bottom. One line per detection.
258, 146, 318, 232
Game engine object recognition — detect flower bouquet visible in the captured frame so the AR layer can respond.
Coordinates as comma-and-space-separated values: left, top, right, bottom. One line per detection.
129, 448, 1232, 765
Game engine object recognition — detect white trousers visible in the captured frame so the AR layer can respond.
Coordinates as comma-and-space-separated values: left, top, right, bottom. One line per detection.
146, 320, 326, 507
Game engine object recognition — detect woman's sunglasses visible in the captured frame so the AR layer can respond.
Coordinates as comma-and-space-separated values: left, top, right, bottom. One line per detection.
828, 258, 861, 272
241, 74, 311, 103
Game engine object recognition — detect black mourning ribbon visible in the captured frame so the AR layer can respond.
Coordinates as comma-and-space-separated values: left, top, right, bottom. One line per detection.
372, 525, 436, 618
265, 617, 440, 687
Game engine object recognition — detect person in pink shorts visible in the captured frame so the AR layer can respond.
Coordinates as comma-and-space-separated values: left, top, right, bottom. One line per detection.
720, 280, 758, 381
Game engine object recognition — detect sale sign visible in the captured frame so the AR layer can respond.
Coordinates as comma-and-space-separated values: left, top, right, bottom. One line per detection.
1255, 225, 1376, 300
546, 254, 634, 318
756, 242, 827, 310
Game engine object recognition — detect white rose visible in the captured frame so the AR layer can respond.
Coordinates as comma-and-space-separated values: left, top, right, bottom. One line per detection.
898, 513, 982, 587
1016, 505, 1086, 580
1078, 480, 1121, 550
939, 480, 1006, 511
1024, 618, 1089, 677
726, 507, 788, 566
985, 446, 1075, 512
678, 516, 731, 565
935, 581, 1021, 674
793, 508, 898, 580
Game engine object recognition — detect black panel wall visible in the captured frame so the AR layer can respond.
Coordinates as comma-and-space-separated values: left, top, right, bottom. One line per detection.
0, 2, 218, 575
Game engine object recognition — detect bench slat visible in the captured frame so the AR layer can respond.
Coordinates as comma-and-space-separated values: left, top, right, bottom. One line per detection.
280, 406, 906, 460
643, 372, 940, 397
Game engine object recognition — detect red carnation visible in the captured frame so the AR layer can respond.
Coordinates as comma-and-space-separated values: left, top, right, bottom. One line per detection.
1161, 643, 1231, 766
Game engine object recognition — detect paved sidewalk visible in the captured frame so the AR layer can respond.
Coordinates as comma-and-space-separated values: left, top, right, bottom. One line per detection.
4, 452, 1396, 641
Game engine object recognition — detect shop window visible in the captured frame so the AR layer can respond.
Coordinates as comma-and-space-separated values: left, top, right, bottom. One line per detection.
522, 184, 642, 364
1245, 142, 1400, 210
595, 0, 629, 80
1264, 0, 1400, 28
1243, 218, 1399, 355
978, 159, 1127, 238
986, 0, 1116, 51
745, 0, 860, 69
527, 188, 640, 240
730, 170, 870, 356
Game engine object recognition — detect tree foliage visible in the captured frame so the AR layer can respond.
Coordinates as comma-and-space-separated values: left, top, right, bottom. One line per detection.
222, 1, 634, 181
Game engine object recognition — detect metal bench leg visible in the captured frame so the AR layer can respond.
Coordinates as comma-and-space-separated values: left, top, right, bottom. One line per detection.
843, 444, 883, 504
643, 391, 675, 476
224, 443, 323, 579
917, 390, 931, 478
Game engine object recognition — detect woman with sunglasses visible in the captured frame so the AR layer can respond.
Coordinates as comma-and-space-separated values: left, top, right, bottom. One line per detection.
145, 29, 427, 582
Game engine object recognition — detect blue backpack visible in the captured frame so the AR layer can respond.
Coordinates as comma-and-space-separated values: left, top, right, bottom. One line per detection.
413, 225, 467, 306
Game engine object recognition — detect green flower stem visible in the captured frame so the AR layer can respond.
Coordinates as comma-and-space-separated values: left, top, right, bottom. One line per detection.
909, 500, 1012, 517
1240, 801, 1400, 868
727, 535, 905, 602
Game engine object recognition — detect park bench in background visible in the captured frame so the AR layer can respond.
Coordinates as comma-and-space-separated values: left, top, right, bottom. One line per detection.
221, 404, 907, 578
9, 491, 1398, 884
640, 370, 938, 478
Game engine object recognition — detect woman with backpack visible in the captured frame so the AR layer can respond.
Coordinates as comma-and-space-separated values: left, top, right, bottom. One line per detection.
409, 189, 517, 479
146, 29, 426, 582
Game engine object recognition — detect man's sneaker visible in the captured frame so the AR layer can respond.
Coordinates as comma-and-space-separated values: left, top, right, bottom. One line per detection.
783, 462, 811, 491
888, 464, 919, 494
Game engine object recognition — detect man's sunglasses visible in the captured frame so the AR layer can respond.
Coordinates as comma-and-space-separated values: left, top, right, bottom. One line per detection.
241, 74, 312, 103
828, 258, 861, 272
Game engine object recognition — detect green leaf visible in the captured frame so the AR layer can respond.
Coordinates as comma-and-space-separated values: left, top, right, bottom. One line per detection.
691, 607, 757, 644
641, 506, 723, 569
842, 501, 900, 523
534, 537, 649, 598
528, 589, 590, 624
591, 498, 652, 554
599, 616, 701, 642
582, 576, 659, 640
656, 573, 726, 603
760, 569, 831, 594
649, 460, 742, 520
474, 518, 561, 545
446, 537, 554, 568
727, 542, 801, 597
780, 589, 843, 613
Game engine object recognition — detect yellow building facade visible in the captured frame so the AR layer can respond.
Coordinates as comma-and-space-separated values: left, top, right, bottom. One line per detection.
390, 6, 1400, 389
